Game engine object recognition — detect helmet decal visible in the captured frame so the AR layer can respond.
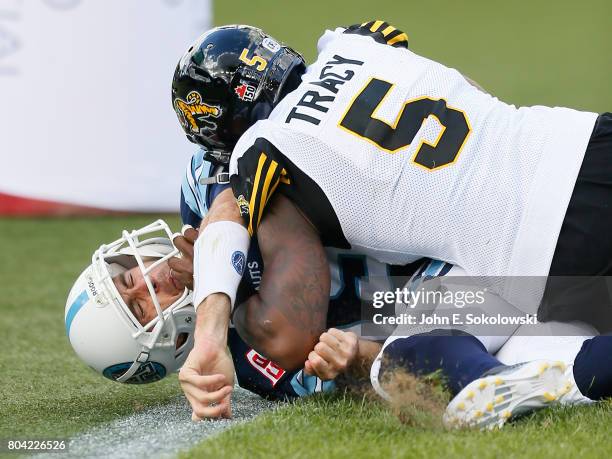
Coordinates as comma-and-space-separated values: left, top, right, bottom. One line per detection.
103, 362, 167, 384
261, 37, 281, 54
65, 289, 89, 336
238, 48, 268, 71
173, 91, 221, 134
234, 81, 256, 102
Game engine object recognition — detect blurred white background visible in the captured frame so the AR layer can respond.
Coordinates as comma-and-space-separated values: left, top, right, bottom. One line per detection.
0, 0, 211, 212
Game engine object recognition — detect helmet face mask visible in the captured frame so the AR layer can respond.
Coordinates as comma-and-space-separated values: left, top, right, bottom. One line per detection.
171, 25, 306, 165
65, 220, 196, 384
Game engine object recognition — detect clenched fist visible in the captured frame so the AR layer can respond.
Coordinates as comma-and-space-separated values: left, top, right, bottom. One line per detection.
304, 328, 359, 381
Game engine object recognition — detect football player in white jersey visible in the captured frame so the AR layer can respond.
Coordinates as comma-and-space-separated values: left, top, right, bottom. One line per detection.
169, 23, 612, 427
172, 152, 605, 428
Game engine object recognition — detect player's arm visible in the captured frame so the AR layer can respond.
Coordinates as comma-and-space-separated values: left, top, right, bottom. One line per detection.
189, 186, 245, 339
181, 133, 324, 415
232, 194, 330, 371
189, 186, 244, 336
178, 188, 246, 420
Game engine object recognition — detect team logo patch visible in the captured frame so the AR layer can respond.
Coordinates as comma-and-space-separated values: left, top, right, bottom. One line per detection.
236, 194, 249, 216
231, 251, 246, 276
102, 362, 166, 384
234, 82, 256, 101
174, 91, 221, 134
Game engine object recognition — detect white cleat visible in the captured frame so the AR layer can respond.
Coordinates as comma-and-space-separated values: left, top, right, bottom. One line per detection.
555, 364, 593, 406
443, 360, 574, 430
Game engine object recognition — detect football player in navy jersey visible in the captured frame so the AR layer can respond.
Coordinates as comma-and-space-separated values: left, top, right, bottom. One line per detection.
173, 149, 414, 403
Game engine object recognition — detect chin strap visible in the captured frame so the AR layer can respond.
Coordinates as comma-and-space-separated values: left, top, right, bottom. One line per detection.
116, 350, 150, 383
203, 149, 232, 166
199, 171, 230, 185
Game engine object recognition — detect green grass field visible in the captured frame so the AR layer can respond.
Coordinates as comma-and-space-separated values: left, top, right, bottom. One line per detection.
2, 217, 610, 459
1, 1, 612, 457
188, 394, 612, 459
215, 0, 612, 113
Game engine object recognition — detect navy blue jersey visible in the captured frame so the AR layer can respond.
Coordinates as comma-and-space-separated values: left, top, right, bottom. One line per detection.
180, 149, 443, 400
181, 150, 334, 399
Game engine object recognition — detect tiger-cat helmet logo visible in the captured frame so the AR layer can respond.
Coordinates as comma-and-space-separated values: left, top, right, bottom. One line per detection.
174, 91, 221, 134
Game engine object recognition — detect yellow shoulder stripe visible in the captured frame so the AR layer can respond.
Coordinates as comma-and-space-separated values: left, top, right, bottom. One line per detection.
381, 25, 396, 37
247, 152, 268, 236
257, 160, 279, 228
387, 32, 408, 46
369, 20, 385, 32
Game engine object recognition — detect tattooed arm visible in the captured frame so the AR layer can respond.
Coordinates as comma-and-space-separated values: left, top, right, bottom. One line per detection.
232, 195, 330, 371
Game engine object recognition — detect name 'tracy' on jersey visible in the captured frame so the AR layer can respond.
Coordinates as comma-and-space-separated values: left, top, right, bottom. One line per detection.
230, 23, 597, 309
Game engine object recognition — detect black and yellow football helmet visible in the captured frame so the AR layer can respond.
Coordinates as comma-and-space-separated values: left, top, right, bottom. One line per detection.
171, 25, 306, 164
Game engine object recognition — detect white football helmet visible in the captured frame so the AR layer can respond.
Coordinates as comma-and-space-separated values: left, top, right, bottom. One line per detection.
65, 219, 195, 384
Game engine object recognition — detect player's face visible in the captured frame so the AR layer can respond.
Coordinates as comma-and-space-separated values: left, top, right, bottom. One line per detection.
112, 260, 183, 326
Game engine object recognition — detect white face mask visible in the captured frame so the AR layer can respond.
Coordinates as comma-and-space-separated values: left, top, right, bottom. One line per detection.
65, 219, 196, 384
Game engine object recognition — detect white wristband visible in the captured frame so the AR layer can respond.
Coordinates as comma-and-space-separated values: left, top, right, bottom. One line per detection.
192, 221, 250, 312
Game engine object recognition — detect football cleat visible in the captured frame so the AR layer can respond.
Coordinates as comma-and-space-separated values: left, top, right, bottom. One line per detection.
443, 360, 574, 430
554, 364, 593, 406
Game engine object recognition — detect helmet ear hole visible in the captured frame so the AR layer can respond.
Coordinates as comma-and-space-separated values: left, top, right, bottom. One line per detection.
175, 332, 191, 360
176, 332, 188, 350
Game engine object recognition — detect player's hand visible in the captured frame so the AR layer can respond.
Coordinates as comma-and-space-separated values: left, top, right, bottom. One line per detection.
168, 225, 198, 290
179, 335, 235, 420
304, 328, 359, 381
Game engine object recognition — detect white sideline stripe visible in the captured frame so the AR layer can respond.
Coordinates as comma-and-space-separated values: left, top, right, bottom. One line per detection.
32, 387, 275, 459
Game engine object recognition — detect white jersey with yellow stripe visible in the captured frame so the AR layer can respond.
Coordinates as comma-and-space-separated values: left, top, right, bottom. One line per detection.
229, 22, 598, 310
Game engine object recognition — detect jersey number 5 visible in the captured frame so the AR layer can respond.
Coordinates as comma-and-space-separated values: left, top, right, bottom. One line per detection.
339, 78, 471, 170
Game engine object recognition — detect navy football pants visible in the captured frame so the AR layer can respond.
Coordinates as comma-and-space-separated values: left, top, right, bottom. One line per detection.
380, 331, 612, 400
